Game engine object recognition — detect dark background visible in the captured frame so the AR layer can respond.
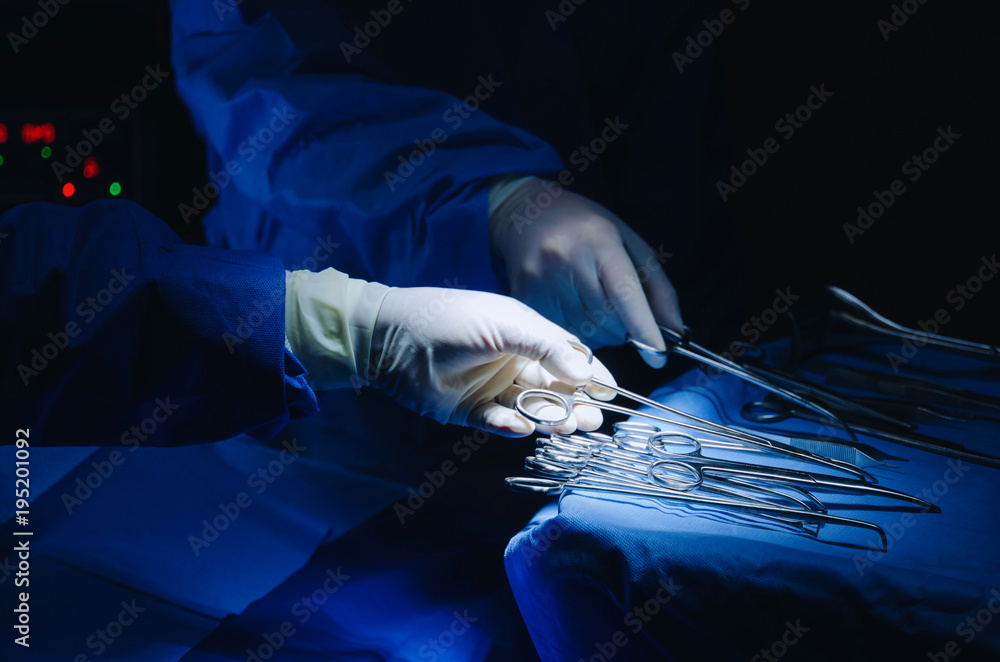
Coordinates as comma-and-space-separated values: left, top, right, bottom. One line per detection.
1, 0, 995, 340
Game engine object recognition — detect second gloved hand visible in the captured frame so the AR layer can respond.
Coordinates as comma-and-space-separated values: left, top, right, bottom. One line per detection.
489, 176, 684, 368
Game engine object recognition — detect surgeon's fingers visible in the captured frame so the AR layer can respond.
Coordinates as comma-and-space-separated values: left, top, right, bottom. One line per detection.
469, 401, 534, 437
514, 360, 580, 394
595, 241, 668, 369
511, 333, 617, 405
583, 354, 618, 401
494, 311, 595, 388
622, 235, 684, 334
574, 265, 629, 349
571, 394, 604, 431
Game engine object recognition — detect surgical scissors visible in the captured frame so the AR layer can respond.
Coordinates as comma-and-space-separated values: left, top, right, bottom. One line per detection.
504, 473, 891, 552
514, 342, 875, 482
642, 432, 936, 511
531, 436, 822, 511
628, 325, 860, 441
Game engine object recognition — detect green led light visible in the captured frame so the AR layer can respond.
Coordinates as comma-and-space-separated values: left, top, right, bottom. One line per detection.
40, 146, 52, 159
109, 182, 122, 196
0, 154, 4, 167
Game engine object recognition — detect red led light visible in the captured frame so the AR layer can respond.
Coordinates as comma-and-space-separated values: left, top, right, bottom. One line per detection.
21, 123, 55, 144
62, 182, 75, 198
83, 157, 100, 179
0, 123, 7, 144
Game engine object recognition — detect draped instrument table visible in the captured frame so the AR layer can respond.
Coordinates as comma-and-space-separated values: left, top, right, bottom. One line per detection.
505, 341, 1000, 662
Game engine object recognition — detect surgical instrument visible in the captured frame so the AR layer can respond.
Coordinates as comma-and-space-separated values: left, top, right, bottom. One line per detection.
813, 363, 1000, 415
642, 432, 936, 511
674, 390, 904, 468
732, 343, 916, 430
628, 325, 860, 441
505, 473, 891, 552
515, 379, 874, 482
849, 397, 1000, 425
525, 341, 874, 480
792, 286, 1000, 361
530, 439, 823, 512
741, 398, 1000, 469
553, 429, 928, 511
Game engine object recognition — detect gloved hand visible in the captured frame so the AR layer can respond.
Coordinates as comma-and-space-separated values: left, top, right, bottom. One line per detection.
285, 268, 617, 437
489, 176, 684, 368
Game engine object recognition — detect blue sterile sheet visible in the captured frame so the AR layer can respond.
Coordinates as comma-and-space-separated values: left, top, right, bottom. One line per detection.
505, 341, 1000, 661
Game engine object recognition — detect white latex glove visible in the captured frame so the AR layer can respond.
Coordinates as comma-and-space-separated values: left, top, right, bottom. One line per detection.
285, 268, 617, 437
489, 176, 684, 368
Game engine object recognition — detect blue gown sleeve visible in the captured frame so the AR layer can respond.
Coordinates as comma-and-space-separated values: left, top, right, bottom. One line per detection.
0, 200, 319, 447
169, 0, 565, 291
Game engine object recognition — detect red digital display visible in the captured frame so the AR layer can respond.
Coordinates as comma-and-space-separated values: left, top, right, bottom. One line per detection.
21, 123, 56, 144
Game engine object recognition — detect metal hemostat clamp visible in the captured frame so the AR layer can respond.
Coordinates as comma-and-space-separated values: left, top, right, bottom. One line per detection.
508, 426, 939, 552
628, 325, 862, 444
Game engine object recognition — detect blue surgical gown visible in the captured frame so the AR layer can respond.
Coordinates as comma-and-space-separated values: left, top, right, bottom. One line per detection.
0, 199, 317, 448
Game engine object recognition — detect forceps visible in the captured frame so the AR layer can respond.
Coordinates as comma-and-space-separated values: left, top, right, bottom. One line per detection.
628, 325, 859, 441
514, 342, 874, 482
741, 398, 1000, 469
